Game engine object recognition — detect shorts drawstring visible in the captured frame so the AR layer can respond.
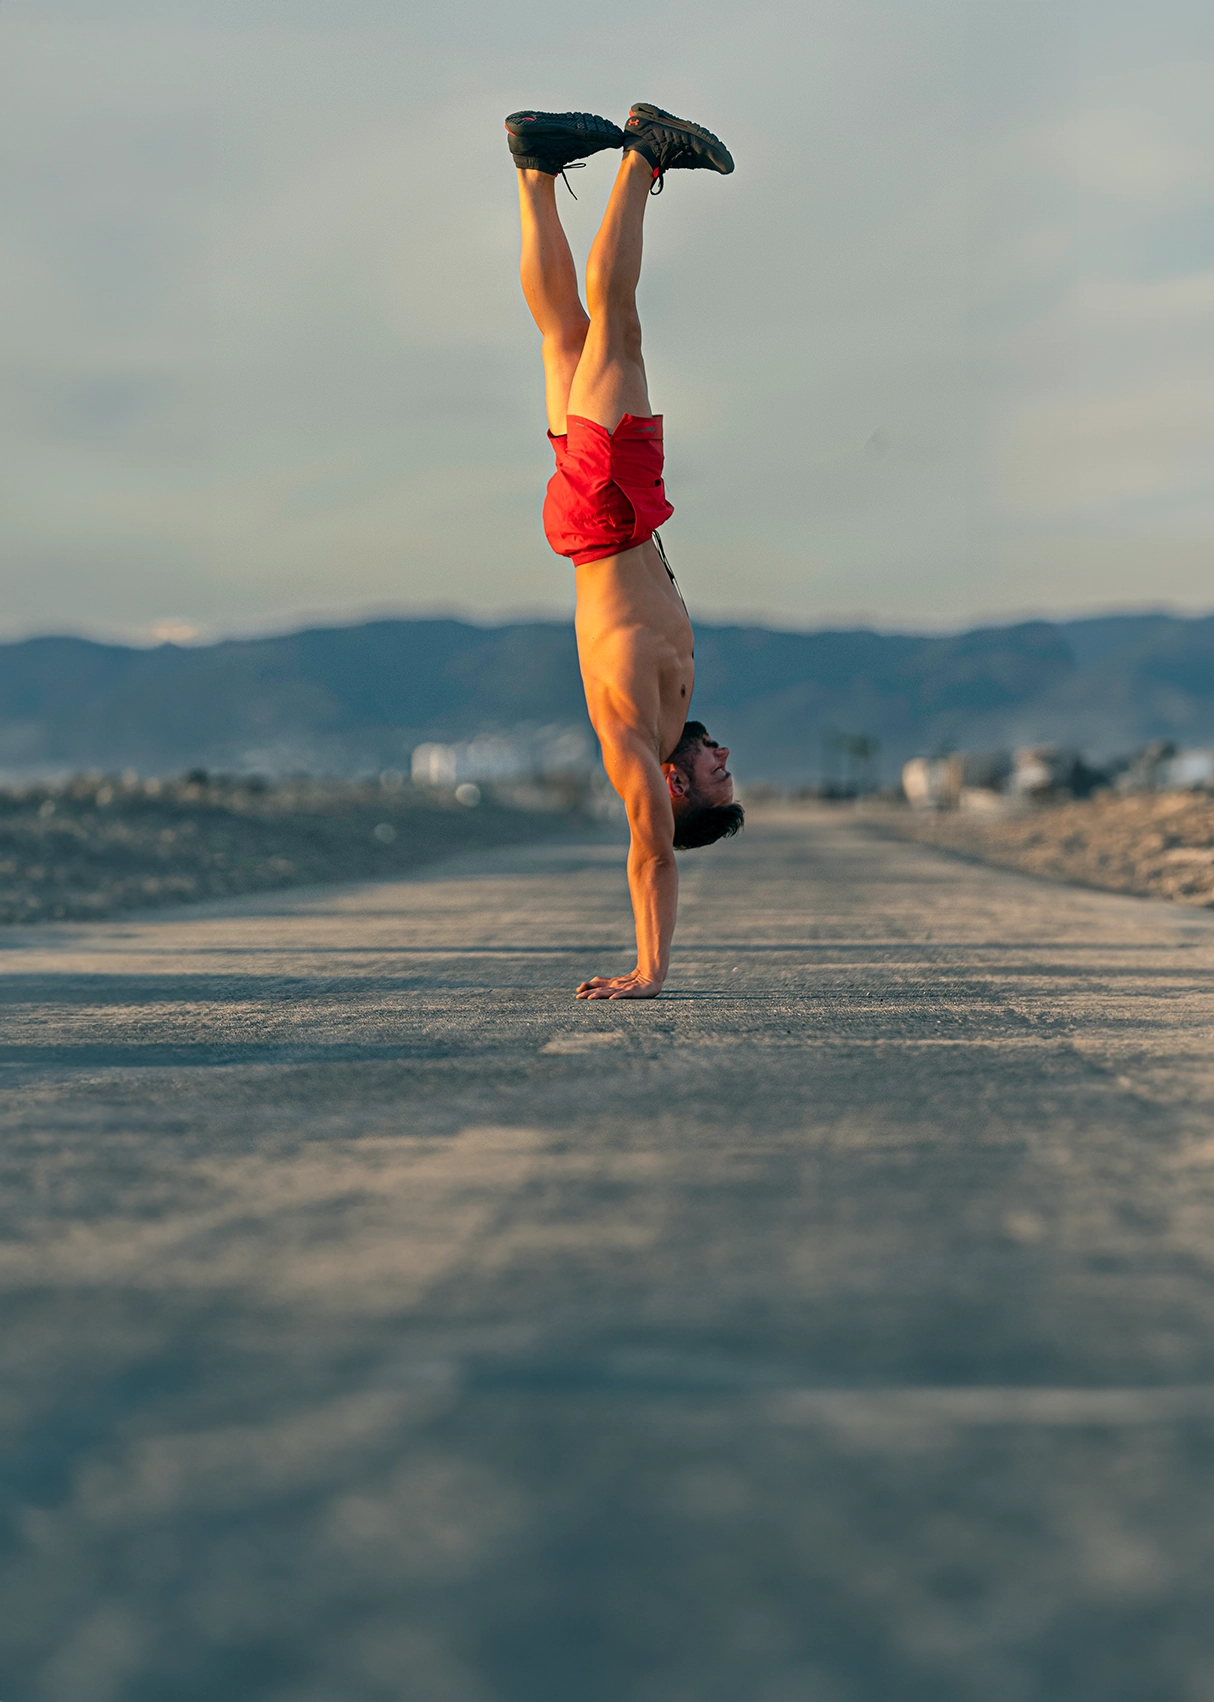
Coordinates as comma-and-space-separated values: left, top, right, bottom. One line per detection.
651, 530, 688, 618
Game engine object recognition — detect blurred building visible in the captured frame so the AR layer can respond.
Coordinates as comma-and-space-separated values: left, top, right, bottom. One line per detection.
903, 742, 1214, 811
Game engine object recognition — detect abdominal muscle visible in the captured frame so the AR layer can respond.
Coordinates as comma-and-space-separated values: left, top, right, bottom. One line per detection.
574, 539, 695, 761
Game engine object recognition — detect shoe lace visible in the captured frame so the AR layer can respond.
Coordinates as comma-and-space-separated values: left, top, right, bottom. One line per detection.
559, 162, 585, 198
647, 134, 692, 194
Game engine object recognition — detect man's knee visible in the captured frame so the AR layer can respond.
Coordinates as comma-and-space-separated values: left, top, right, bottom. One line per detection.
585, 302, 642, 364
614, 314, 643, 363
585, 257, 640, 323
544, 322, 589, 364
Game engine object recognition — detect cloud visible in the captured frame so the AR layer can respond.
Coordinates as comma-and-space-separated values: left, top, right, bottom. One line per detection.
1022, 107, 1214, 202
994, 270, 1214, 516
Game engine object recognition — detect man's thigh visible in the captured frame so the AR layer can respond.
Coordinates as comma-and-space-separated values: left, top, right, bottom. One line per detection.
567, 319, 650, 432
541, 326, 587, 436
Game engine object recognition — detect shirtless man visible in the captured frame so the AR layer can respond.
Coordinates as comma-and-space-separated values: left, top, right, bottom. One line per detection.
508, 103, 744, 1000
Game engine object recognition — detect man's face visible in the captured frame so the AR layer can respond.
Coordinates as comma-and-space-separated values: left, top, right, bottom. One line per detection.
675, 735, 733, 806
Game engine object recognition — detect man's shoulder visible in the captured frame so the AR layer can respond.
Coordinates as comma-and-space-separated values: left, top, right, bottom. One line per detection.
593, 715, 660, 768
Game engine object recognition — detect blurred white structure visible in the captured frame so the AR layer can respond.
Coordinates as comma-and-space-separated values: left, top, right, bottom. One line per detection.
1165, 749, 1214, 790
902, 757, 950, 810
411, 744, 459, 787
905, 740, 1214, 809
1009, 747, 1073, 797
903, 750, 1013, 810
959, 786, 1023, 816
411, 728, 594, 791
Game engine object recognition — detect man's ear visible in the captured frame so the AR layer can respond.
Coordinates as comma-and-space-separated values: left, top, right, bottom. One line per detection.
664, 764, 689, 800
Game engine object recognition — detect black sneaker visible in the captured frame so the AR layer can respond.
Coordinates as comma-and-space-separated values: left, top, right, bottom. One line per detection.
621, 103, 734, 188
505, 110, 625, 175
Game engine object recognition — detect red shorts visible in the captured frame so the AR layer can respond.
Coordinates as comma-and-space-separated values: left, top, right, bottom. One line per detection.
542, 413, 675, 565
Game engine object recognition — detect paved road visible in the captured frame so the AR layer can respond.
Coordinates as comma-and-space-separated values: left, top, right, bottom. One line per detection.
3, 808, 1214, 1702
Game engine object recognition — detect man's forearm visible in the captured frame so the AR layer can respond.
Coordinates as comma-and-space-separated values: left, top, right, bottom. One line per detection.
627, 848, 679, 985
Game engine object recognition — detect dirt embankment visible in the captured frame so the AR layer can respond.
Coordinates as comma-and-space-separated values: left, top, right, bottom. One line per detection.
872, 791, 1214, 908
0, 775, 578, 925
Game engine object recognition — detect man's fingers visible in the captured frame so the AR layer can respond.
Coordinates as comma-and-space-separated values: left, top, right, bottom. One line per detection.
574, 971, 662, 999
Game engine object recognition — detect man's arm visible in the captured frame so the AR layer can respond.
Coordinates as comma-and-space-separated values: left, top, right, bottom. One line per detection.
576, 730, 677, 1001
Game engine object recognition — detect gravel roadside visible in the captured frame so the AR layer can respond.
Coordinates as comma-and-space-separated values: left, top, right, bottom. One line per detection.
866, 790, 1214, 908
0, 774, 582, 925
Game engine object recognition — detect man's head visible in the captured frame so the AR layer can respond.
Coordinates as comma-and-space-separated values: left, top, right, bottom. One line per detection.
663, 721, 745, 850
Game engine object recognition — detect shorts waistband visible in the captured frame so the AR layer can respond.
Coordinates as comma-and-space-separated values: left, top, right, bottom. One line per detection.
548, 412, 663, 445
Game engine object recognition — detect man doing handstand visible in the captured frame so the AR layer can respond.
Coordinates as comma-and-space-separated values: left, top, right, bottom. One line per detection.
507, 103, 744, 1000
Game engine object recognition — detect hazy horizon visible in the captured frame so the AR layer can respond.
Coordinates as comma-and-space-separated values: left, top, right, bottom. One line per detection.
4, 0, 1213, 643
6, 600, 1209, 654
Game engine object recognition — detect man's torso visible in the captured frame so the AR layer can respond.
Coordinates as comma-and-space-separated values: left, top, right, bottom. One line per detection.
574, 539, 694, 763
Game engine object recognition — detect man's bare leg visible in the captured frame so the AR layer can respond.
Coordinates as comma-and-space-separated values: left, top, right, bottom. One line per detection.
517, 172, 589, 436
567, 149, 655, 432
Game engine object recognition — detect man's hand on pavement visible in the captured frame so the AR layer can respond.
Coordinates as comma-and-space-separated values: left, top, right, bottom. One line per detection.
575, 970, 664, 1000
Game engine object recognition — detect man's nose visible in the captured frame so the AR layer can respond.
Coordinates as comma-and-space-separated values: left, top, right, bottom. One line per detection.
718, 746, 730, 764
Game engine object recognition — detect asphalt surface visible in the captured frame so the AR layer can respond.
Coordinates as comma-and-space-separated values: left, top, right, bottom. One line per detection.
3, 806, 1214, 1702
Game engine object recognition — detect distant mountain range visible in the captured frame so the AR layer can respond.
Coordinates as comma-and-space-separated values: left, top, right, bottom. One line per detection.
2, 611, 1212, 786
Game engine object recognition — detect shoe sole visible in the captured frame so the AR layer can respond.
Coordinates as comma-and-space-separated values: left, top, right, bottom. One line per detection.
627, 102, 734, 173
504, 111, 623, 164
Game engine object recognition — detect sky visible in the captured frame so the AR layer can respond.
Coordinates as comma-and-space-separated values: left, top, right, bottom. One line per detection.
2, 0, 1213, 643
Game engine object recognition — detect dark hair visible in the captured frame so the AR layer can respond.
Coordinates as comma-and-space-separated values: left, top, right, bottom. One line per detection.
672, 801, 745, 850
667, 720, 709, 767
667, 720, 745, 850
